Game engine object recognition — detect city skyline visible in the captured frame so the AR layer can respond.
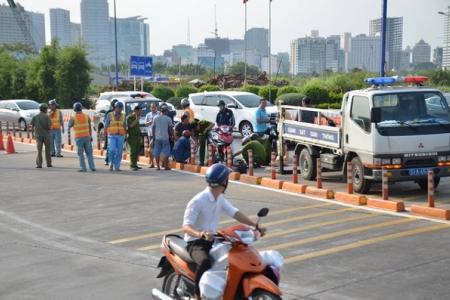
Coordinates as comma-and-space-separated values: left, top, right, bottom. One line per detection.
7, 0, 448, 57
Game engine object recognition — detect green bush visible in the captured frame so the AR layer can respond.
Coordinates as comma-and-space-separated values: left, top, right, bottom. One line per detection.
258, 85, 279, 104
329, 91, 344, 103
239, 84, 260, 95
166, 97, 185, 110
316, 103, 341, 109
275, 93, 305, 106
176, 85, 198, 98
301, 85, 329, 105
152, 85, 175, 101
198, 84, 222, 92
276, 86, 298, 98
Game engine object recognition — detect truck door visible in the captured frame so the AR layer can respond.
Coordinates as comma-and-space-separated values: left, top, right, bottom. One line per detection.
343, 95, 373, 155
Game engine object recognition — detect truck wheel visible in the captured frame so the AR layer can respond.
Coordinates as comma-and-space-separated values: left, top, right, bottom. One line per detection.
240, 121, 253, 137
299, 148, 316, 180
417, 177, 440, 190
351, 157, 372, 194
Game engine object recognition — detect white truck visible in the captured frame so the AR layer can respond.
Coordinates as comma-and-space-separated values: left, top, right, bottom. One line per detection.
278, 76, 450, 194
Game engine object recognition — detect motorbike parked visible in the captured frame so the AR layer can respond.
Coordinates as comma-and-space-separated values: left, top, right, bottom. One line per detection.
208, 125, 234, 163
151, 208, 282, 300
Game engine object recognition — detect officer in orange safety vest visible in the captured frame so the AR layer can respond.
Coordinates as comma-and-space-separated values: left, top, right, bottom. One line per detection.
181, 98, 195, 122
48, 99, 64, 157
104, 101, 127, 171
68, 102, 96, 172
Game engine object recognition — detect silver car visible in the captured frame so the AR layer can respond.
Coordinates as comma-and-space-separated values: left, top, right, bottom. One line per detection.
0, 99, 40, 131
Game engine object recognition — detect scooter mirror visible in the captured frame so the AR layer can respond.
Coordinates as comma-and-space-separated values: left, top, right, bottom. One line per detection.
257, 208, 269, 217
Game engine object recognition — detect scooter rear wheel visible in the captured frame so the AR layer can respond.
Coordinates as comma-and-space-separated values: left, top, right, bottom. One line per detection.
249, 289, 282, 300
162, 269, 192, 299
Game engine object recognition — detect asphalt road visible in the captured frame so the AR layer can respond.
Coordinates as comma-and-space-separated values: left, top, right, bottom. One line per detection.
1, 142, 450, 300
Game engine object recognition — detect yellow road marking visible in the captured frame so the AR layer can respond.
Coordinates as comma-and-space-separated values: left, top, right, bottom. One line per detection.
284, 223, 450, 264
137, 208, 358, 251
263, 213, 382, 239
259, 218, 415, 251
108, 203, 334, 244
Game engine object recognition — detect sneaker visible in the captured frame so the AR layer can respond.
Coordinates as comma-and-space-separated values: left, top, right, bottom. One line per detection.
199, 161, 205, 166
56, 155, 64, 157
51, 154, 56, 157
132, 167, 139, 171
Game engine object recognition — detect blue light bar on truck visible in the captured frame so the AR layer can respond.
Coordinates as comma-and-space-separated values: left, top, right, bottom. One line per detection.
364, 76, 429, 85
364, 77, 396, 85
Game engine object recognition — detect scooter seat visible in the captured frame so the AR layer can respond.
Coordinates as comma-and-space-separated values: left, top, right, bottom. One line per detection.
169, 237, 195, 264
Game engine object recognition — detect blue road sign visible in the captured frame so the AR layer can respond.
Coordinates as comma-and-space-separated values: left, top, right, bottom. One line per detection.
129, 56, 153, 76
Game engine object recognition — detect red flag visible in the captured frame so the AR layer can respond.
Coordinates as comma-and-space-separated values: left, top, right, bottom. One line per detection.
243, 0, 248, 3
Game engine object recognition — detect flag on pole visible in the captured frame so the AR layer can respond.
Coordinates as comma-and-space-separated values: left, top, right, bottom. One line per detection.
243, 0, 248, 3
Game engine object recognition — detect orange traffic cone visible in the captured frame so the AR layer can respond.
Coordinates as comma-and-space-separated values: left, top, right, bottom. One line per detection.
0, 131, 5, 151
5, 132, 16, 154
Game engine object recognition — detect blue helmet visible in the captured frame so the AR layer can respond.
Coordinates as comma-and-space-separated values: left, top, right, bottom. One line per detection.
49, 99, 57, 105
205, 163, 231, 188
73, 102, 82, 112
115, 101, 124, 108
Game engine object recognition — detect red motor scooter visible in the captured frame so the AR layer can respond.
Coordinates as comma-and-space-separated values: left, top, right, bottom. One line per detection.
151, 208, 282, 300
208, 125, 234, 164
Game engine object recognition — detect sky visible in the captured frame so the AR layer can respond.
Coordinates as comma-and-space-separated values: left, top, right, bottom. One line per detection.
7, 0, 450, 56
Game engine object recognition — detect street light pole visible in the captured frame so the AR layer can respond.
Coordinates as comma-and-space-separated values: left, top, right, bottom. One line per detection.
213, 49, 216, 78
113, 0, 119, 91
438, 6, 450, 70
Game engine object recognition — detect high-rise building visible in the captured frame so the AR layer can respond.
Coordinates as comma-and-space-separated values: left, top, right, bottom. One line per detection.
261, 55, 278, 74
0, 3, 45, 50
71, 23, 81, 45
369, 17, 403, 72
439, 6, 450, 69
434, 46, 443, 69
400, 46, 411, 71
245, 28, 268, 56
229, 39, 244, 52
348, 34, 381, 72
80, 0, 110, 67
50, 8, 71, 47
173, 44, 194, 64
110, 16, 150, 62
412, 39, 431, 65
204, 37, 230, 57
290, 36, 339, 76
340, 32, 351, 72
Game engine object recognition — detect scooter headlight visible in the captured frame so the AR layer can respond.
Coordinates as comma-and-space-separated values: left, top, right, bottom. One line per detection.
233, 229, 257, 244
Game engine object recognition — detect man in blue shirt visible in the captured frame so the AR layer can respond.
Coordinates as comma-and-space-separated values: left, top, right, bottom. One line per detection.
172, 130, 192, 163
254, 98, 271, 137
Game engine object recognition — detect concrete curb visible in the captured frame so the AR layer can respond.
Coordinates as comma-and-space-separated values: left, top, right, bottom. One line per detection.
410, 205, 450, 220
367, 198, 405, 212
335, 192, 367, 205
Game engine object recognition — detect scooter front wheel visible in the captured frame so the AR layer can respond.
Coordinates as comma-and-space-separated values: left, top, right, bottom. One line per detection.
249, 289, 282, 300
162, 269, 192, 299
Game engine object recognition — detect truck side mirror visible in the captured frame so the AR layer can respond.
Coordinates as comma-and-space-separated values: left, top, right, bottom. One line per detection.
371, 107, 381, 123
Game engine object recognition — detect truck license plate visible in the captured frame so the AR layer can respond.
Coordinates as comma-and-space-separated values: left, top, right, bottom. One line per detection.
408, 168, 432, 176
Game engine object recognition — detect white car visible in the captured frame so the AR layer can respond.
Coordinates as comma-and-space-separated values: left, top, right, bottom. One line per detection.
0, 99, 39, 131
188, 91, 278, 137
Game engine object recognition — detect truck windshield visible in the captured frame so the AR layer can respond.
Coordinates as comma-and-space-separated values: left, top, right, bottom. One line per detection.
373, 92, 450, 128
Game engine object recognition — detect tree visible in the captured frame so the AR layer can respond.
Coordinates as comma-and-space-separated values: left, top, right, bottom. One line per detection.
226, 62, 259, 76
30, 40, 60, 101
0, 51, 16, 99
54, 44, 92, 108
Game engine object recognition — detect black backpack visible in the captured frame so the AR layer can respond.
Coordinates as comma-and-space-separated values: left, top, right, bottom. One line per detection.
232, 158, 248, 174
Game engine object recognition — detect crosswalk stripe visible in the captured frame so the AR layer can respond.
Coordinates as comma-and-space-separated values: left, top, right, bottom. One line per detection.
259, 218, 416, 251
283, 223, 449, 264
136, 208, 357, 251
108, 203, 334, 244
